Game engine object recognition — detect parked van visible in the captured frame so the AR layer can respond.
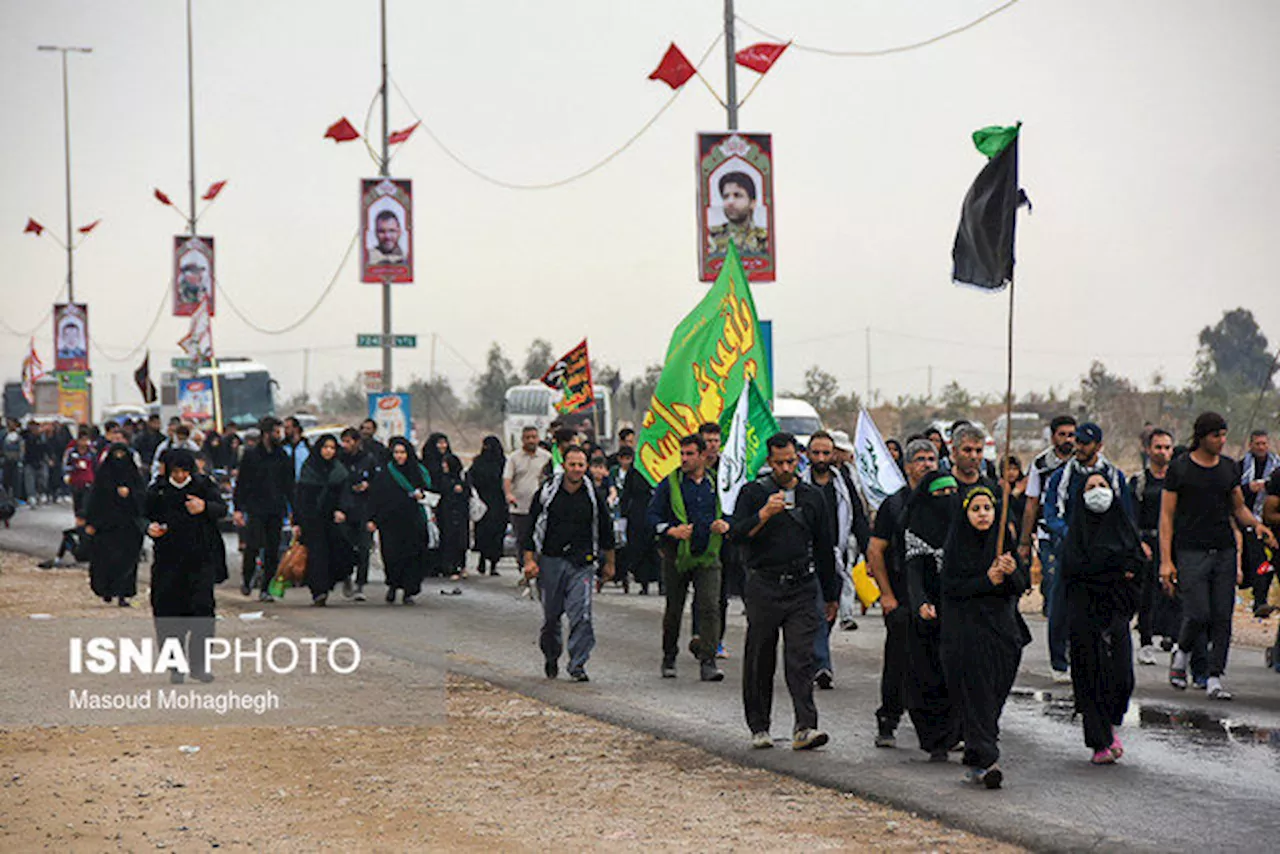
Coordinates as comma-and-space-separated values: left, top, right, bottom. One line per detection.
771, 397, 823, 447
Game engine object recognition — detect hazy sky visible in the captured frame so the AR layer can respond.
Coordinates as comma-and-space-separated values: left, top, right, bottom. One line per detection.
3, 0, 1279, 414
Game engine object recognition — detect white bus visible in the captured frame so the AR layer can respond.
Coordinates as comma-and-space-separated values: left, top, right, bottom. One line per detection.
502, 383, 613, 452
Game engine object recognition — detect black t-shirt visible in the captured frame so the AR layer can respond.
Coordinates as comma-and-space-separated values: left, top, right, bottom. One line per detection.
1164, 454, 1241, 551
1130, 469, 1166, 533
872, 487, 910, 587
1269, 469, 1280, 498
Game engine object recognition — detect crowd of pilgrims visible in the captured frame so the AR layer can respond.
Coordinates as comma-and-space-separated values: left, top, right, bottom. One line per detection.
15, 407, 1279, 788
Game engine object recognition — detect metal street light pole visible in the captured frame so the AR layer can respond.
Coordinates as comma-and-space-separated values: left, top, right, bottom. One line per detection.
379, 0, 393, 393
37, 45, 92, 303
186, 0, 197, 235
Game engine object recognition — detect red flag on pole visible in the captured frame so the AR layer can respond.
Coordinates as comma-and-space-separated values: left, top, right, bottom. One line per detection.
21, 338, 45, 404
202, 180, 227, 201
735, 42, 789, 74
648, 43, 696, 89
23, 218, 44, 235
387, 121, 420, 145
77, 219, 101, 234
324, 117, 361, 142
154, 189, 173, 206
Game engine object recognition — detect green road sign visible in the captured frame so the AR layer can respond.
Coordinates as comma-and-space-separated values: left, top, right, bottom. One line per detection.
171, 357, 192, 370
358, 334, 416, 348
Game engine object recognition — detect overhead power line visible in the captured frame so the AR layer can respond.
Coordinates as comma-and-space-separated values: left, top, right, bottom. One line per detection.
737, 0, 1023, 58
388, 33, 724, 191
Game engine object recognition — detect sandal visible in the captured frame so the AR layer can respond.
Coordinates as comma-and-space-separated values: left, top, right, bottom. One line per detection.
1168, 667, 1188, 690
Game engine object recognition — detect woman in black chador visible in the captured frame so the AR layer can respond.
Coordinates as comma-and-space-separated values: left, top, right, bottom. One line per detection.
903, 471, 962, 761
85, 442, 146, 606
145, 449, 226, 683
423, 432, 467, 578
1063, 471, 1142, 765
940, 484, 1029, 789
295, 434, 353, 606
367, 437, 431, 604
466, 436, 509, 576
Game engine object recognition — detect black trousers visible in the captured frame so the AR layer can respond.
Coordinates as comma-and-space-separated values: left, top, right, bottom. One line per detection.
742, 571, 822, 735
876, 605, 911, 727
1067, 584, 1134, 751
1176, 547, 1236, 677
350, 522, 372, 586
242, 513, 284, 592
905, 614, 961, 753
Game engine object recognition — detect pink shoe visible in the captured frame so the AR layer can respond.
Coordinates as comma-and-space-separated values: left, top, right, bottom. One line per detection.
1090, 748, 1116, 765
1109, 735, 1124, 760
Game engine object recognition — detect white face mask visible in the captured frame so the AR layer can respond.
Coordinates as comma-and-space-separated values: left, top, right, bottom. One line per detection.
169, 474, 191, 488
1083, 485, 1114, 514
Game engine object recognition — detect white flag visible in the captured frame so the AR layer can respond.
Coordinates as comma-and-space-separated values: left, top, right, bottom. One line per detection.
21, 338, 45, 404
853, 408, 906, 511
717, 383, 751, 516
178, 297, 214, 366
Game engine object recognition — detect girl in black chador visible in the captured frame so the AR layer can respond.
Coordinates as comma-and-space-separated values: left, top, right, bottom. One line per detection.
1063, 471, 1142, 765
940, 484, 1030, 789
85, 443, 146, 606
145, 448, 226, 683
368, 438, 431, 604
295, 434, 354, 606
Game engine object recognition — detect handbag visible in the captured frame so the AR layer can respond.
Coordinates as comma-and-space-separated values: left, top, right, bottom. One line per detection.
468, 490, 488, 523
278, 537, 309, 583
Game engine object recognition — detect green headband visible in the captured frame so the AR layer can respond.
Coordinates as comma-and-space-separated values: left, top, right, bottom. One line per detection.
928, 475, 958, 494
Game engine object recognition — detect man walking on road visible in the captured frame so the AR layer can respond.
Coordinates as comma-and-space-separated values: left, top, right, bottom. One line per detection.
233, 416, 293, 602
1161, 412, 1276, 699
730, 432, 838, 752
867, 437, 937, 747
523, 446, 615, 683
1241, 430, 1279, 615
648, 434, 728, 682
505, 425, 552, 555
1018, 416, 1076, 625
802, 431, 870, 692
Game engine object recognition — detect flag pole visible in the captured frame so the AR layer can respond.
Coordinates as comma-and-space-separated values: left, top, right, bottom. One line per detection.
995, 277, 1015, 555
723, 0, 738, 130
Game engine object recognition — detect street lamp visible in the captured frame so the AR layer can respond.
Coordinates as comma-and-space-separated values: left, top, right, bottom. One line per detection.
37, 45, 93, 304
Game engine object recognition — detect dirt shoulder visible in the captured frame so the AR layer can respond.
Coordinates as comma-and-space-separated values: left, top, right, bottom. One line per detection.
0, 551, 1019, 852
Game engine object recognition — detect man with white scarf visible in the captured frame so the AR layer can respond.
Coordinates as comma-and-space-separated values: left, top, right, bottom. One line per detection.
803, 431, 870, 690
1241, 429, 1279, 615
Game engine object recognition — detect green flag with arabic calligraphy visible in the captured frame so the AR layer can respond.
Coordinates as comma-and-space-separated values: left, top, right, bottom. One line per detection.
637, 242, 772, 485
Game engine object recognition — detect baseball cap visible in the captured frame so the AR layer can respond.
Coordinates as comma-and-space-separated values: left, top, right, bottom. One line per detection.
1077, 422, 1103, 444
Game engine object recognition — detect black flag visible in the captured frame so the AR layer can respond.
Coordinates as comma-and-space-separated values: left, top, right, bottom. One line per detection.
134, 351, 157, 404
952, 124, 1025, 291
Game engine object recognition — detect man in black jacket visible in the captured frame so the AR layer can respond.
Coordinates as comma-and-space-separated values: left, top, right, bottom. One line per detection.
232, 416, 293, 602
731, 432, 838, 751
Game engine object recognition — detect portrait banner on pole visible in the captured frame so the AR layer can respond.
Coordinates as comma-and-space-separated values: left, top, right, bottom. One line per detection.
53, 303, 89, 373
697, 132, 775, 282
360, 178, 413, 283
173, 235, 216, 317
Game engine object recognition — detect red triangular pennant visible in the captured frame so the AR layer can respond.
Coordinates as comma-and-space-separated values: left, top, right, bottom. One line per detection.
78, 219, 101, 234
735, 42, 789, 74
154, 188, 173, 206
648, 43, 696, 89
23, 218, 44, 235
202, 180, 227, 201
387, 121, 420, 146
324, 117, 361, 143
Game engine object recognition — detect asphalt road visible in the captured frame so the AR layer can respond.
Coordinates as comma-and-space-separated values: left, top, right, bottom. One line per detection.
5, 505, 1280, 852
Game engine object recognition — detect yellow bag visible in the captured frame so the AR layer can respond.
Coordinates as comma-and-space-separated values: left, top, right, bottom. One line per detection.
852, 559, 880, 608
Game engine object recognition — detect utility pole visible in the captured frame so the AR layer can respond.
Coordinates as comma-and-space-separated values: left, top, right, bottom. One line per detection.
723, 0, 738, 130
379, 0, 393, 393
186, 0, 197, 236
303, 348, 311, 401
37, 45, 92, 303
928, 365, 933, 401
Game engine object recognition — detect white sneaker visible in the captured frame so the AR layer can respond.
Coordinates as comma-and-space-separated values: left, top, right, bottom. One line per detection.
1052, 669, 1072, 684
1137, 645, 1158, 666
751, 731, 773, 749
